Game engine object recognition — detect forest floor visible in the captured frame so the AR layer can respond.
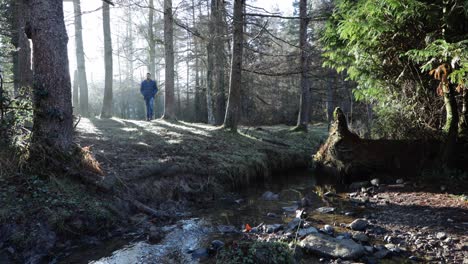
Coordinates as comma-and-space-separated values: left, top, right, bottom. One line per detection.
0, 118, 328, 263
1, 118, 467, 263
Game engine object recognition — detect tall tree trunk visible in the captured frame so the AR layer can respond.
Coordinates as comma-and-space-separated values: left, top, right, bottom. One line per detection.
223, 0, 244, 132
441, 82, 459, 165
73, 0, 89, 117
101, 1, 113, 118
192, 0, 202, 122
148, 0, 156, 77
186, 29, 191, 120
206, 0, 215, 124
459, 86, 468, 137
163, 0, 176, 120
11, 0, 32, 96
293, 0, 311, 132
212, 0, 226, 125
27, 0, 73, 152
72, 69, 79, 113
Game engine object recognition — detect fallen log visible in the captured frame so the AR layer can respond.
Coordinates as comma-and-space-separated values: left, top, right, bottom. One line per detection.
313, 108, 440, 183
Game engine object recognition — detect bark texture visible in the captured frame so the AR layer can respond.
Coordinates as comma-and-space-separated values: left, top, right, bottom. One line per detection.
212, 0, 226, 125
12, 0, 33, 95
148, 0, 156, 77
163, 0, 176, 120
294, 0, 311, 131
73, 0, 89, 116
223, 0, 244, 132
100, 1, 113, 118
28, 0, 74, 152
314, 108, 440, 182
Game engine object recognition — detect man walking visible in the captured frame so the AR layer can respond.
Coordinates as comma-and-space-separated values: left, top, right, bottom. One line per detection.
140, 73, 158, 121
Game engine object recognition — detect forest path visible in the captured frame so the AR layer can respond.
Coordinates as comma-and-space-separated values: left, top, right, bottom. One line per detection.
75, 117, 328, 202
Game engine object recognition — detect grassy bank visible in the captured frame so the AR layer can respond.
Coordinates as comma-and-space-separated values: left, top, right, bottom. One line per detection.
0, 118, 327, 262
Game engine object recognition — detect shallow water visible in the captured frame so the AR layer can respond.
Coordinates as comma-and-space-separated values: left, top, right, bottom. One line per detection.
57, 170, 338, 264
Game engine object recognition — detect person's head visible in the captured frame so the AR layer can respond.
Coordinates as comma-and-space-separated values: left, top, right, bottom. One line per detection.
146, 73, 151, 80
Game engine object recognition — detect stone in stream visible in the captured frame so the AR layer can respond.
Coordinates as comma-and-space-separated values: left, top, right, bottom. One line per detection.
349, 219, 369, 231
436, 232, 447, 240
370, 178, 380, 186
190, 248, 209, 260
315, 206, 335, 214
299, 233, 365, 260
267, 212, 279, 218
322, 225, 334, 234
217, 225, 239, 233
298, 227, 318, 237
211, 240, 224, 251
261, 191, 279, 201
352, 232, 369, 243
285, 218, 302, 232
264, 224, 282, 233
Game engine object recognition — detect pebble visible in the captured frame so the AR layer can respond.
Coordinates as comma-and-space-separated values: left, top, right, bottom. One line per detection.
349, 219, 369, 231
315, 206, 335, 214
436, 232, 447, 240
298, 226, 318, 237
211, 240, 224, 250
353, 232, 369, 242
364, 246, 374, 253
322, 224, 334, 234
267, 212, 279, 218
370, 178, 380, 186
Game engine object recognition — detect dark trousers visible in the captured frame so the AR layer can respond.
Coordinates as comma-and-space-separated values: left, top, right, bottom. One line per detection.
144, 96, 154, 120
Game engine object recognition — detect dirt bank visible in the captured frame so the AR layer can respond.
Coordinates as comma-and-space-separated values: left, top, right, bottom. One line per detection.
0, 118, 328, 263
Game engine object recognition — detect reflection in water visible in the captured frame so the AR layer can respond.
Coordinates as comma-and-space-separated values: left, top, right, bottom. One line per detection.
60, 170, 333, 263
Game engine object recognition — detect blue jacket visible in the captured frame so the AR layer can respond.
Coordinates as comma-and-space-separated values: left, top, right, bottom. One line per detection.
140, 79, 158, 98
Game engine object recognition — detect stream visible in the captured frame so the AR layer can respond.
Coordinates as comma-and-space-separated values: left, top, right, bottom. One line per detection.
56, 170, 348, 264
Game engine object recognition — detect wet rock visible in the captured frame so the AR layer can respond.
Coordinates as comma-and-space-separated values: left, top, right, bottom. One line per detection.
322, 225, 334, 234
282, 205, 299, 212
298, 227, 318, 237
211, 240, 224, 251
352, 232, 369, 242
374, 248, 391, 259
261, 191, 279, 201
296, 209, 308, 219
315, 207, 335, 214
364, 246, 374, 253
264, 224, 282, 233
349, 219, 368, 231
267, 212, 279, 218
286, 218, 301, 232
396, 179, 404, 184
217, 225, 239, 233
299, 233, 365, 260
336, 232, 352, 240
191, 248, 209, 260
436, 232, 447, 240
344, 211, 355, 217
370, 178, 380, 187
